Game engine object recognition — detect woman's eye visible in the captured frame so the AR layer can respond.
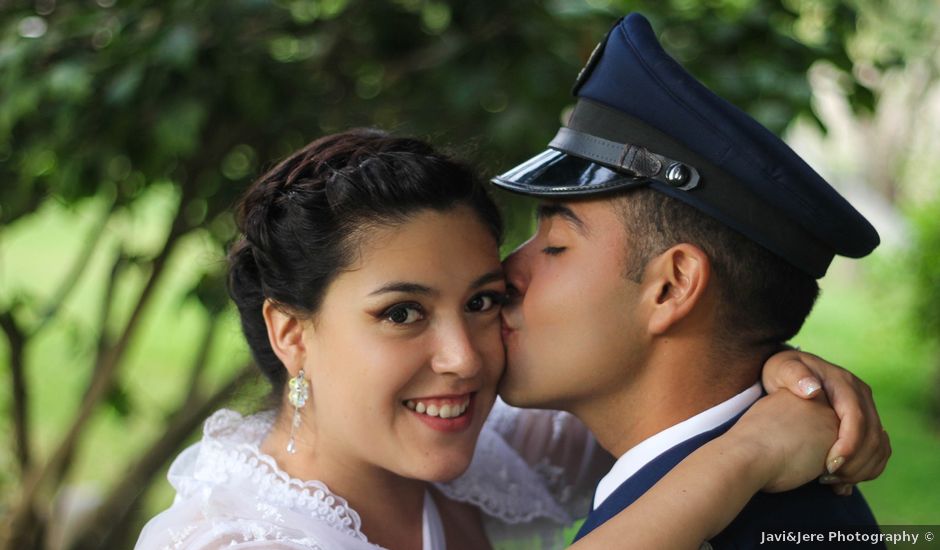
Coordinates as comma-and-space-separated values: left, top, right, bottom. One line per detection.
466, 291, 506, 313
542, 246, 567, 256
383, 304, 424, 324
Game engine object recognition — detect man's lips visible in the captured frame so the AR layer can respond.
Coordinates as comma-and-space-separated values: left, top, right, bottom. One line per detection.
501, 313, 518, 340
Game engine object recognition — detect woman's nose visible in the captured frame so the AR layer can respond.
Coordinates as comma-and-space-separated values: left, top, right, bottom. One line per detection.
430, 321, 484, 378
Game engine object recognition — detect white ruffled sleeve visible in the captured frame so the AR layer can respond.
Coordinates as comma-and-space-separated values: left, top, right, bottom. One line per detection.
435, 399, 612, 547
134, 410, 381, 550
135, 479, 379, 550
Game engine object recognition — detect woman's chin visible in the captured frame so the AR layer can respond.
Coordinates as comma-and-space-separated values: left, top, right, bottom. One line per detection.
423, 465, 471, 483
407, 453, 475, 483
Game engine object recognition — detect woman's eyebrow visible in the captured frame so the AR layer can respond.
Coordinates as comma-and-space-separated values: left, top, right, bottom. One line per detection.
368, 269, 503, 297
469, 269, 506, 290
368, 282, 436, 296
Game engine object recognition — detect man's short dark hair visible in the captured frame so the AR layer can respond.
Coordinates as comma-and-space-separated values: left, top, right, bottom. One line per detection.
616, 188, 820, 355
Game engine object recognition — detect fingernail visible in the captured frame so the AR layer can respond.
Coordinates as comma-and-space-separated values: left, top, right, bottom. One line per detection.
837, 484, 854, 496
819, 474, 841, 485
827, 456, 845, 474
798, 377, 821, 396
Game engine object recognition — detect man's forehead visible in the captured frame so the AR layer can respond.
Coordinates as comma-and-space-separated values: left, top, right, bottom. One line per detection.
536, 198, 624, 235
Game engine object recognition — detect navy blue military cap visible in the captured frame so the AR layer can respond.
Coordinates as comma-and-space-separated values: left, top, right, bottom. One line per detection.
491, 13, 879, 278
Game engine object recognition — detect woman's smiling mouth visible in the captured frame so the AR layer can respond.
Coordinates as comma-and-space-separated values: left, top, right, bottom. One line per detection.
402, 393, 476, 432
405, 395, 472, 418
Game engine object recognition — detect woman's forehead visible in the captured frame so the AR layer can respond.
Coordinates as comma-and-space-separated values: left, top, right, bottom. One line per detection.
334, 208, 504, 293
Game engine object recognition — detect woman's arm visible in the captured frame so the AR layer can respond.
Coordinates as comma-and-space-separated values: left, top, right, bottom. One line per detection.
571, 391, 838, 549
484, 349, 888, 530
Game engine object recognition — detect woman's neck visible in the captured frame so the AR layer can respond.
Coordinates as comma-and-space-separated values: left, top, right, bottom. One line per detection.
260, 412, 427, 549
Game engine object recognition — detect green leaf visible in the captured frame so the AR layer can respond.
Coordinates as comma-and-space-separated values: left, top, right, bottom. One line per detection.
156, 24, 199, 68
47, 62, 93, 102
153, 100, 207, 157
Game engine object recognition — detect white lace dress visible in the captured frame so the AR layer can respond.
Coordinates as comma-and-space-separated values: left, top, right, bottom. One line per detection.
134, 399, 606, 550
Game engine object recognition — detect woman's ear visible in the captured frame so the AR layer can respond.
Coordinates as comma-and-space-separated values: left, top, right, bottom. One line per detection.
262, 300, 307, 376
644, 244, 711, 335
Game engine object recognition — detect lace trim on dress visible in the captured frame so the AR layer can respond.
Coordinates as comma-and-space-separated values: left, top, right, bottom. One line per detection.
435, 427, 571, 525
178, 409, 367, 542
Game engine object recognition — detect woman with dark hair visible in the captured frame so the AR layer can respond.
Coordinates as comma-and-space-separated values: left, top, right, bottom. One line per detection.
135, 130, 887, 549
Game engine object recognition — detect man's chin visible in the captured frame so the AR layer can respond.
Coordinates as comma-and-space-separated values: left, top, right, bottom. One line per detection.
497, 374, 540, 409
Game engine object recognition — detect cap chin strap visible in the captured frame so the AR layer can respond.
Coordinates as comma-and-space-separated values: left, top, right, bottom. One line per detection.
549, 126, 701, 191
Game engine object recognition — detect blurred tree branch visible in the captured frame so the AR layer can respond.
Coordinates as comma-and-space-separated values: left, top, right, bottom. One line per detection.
32, 199, 117, 338
69, 364, 256, 550
0, 311, 29, 471
2, 192, 190, 549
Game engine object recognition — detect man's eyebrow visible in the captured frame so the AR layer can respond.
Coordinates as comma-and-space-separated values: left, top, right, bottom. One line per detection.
536, 202, 588, 234
470, 269, 505, 290
368, 282, 436, 297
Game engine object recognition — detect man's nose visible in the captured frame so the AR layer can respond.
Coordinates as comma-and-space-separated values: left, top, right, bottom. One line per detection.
502, 240, 534, 299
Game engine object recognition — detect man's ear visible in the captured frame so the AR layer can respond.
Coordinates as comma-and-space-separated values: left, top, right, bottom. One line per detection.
262, 300, 307, 376
643, 244, 711, 335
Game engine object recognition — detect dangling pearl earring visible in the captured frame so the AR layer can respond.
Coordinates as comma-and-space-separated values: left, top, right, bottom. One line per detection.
286, 369, 309, 454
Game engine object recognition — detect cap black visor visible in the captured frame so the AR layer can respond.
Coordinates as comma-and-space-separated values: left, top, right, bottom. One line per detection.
490, 149, 649, 197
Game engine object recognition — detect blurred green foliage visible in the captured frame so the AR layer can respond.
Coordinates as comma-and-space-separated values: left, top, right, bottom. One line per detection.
910, 200, 940, 421
1, 0, 874, 228
911, 203, 940, 343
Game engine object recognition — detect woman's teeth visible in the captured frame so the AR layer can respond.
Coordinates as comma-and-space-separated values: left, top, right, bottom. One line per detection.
405, 397, 470, 419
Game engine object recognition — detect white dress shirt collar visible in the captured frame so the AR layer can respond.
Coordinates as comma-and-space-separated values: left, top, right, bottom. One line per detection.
593, 382, 763, 510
